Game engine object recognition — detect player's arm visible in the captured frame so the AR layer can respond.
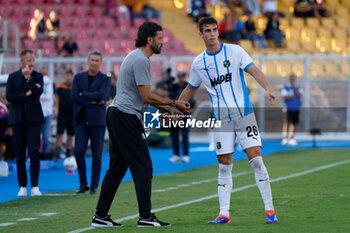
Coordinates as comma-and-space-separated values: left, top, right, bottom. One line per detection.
178, 85, 197, 102
138, 85, 190, 113
246, 64, 278, 105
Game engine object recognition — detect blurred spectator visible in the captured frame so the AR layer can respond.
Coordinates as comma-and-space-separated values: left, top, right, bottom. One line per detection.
219, 12, 246, 43
225, 0, 247, 13
243, 13, 266, 48
60, 36, 79, 57
39, 68, 55, 155
54, 70, 75, 160
262, 0, 285, 17
168, 71, 194, 163
142, 0, 161, 21
122, 0, 138, 26
245, 0, 261, 16
294, 0, 331, 18
264, 12, 284, 48
280, 74, 303, 146
106, 72, 117, 106
46, 10, 61, 49
0, 98, 14, 160
187, 0, 211, 23
29, 8, 46, 41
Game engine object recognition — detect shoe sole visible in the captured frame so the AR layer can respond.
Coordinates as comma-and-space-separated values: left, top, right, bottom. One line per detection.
91, 223, 122, 228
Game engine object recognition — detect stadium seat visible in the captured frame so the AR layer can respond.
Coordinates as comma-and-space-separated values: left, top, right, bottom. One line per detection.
318, 28, 332, 40
77, 28, 93, 40
279, 18, 290, 30
16, 0, 28, 4
102, 17, 116, 28
239, 40, 254, 53
1, 0, 14, 4
78, 0, 91, 5
301, 40, 317, 52
291, 18, 305, 28
44, 6, 58, 17
12, 6, 28, 17
110, 29, 126, 39
335, 17, 350, 29
321, 18, 336, 29
306, 18, 321, 29
24, 39, 40, 51
0, 7, 12, 18
333, 28, 348, 39
286, 40, 301, 52
91, 6, 104, 16
62, 0, 75, 4
90, 40, 105, 52
324, 61, 342, 77
316, 39, 332, 53
75, 6, 88, 17
309, 61, 325, 77
87, 17, 101, 28
285, 28, 301, 41
72, 17, 87, 28
93, 28, 108, 40
31, 0, 44, 4
40, 40, 56, 54
302, 28, 317, 42
77, 41, 91, 54
94, 0, 106, 6
336, 7, 349, 17
59, 6, 74, 17
342, 0, 350, 7
60, 18, 71, 30
332, 40, 348, 53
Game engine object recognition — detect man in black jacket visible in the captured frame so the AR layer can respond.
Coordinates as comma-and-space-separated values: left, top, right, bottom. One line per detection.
6, 49, 44, 197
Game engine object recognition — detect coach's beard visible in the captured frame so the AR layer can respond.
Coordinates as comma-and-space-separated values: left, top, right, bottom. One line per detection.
151, 45, 162, 54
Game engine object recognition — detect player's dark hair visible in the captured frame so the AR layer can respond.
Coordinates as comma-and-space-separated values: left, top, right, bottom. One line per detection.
20, 49, 34, 57
135, 22, 162, 48
199, 17, 218, 32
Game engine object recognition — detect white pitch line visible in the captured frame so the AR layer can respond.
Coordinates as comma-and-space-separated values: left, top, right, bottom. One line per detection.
153, 171, 252, 193
67, 159, 350, 233
17, 218, 38, 221
0, 223, 16, 227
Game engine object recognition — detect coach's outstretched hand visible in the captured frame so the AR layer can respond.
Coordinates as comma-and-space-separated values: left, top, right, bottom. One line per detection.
175, 100, 191, 114
266, 90, 278, 106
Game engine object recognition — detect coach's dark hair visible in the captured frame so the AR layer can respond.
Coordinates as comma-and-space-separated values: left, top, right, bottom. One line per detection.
199, 17, 218, 32
20, 49, 34, 57
135, 22, 162, 48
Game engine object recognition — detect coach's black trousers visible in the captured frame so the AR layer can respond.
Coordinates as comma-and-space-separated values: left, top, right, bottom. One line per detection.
96, 107, 153, 218
12, 122, 41, 187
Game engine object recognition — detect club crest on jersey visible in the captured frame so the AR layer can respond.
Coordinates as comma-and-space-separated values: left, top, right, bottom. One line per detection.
216, 142, 222, 149
223, 60, 231, 68
210, 72, 232, 87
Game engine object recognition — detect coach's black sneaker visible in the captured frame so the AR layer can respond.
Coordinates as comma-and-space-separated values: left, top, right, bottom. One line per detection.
91, 215, 122, 227
137, 213, 170, 227
76, 184, 90, 194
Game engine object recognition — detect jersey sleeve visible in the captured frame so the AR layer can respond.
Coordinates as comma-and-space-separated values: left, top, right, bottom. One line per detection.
238, 46, 254, 71
188, 60, 202, 88
133, 57, 151, 86
280, 87, 289, 97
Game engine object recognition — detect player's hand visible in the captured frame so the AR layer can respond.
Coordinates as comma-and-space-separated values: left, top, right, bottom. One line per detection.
26, 90, 32, 96
175, 100, 191, 114
266, 90, 278, 105
22, 65, 31, 78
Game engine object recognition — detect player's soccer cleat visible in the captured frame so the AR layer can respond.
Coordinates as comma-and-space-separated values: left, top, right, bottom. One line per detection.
168, 155, 181, 163
207, 215, 231, 224
266, 210, 278, 224
137, 213, 170, 227
17, 187, 27, 197
281, 138, 288, 145
182, 155, 190, 163
288, 138, 298, 146
31, 186, 42, 196
91, 215, 122, 227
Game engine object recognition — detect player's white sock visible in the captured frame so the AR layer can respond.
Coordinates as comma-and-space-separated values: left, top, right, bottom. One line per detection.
218, 163, 233, 217
249, 156, 274, 211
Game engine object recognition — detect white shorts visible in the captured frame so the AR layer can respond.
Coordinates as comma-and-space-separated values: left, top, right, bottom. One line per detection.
214, 113, 261, 155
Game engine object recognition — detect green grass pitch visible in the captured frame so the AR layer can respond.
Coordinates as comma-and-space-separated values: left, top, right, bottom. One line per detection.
1, 148, 349, 233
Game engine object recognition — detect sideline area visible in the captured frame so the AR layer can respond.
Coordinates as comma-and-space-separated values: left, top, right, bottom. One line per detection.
1, 141, 350, 203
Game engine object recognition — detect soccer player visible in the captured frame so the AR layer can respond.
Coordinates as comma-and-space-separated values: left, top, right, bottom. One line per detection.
91, 22, 190, 227
178, 17, 278, 224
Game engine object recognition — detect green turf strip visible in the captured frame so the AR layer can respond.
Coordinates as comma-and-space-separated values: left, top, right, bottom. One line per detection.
0, 148, 349, 233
